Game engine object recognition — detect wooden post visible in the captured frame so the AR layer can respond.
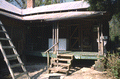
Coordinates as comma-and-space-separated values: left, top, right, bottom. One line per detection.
97, 26, 100, 55
101, 24, 104, 55
47, 51, 49, 73
57, 22, 59, 55
52, 25, 55, 52
55, 23, 57, 54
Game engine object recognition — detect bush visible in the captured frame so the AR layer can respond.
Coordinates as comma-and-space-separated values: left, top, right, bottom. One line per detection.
105, 52, 120, 79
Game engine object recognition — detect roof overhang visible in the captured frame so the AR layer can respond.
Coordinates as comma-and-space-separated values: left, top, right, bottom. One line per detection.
0, 10, 106, 22
0, 0, 107, 22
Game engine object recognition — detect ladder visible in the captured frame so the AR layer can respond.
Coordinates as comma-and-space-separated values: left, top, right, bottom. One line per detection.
0, 21, 31, 79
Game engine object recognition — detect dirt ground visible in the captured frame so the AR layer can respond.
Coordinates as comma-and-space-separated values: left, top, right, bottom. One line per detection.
13, 62, 111, 79
12, 63, 110, 79
0, 57, 112, 79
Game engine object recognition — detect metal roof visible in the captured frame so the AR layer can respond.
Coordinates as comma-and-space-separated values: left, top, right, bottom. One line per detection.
22, 1, 90, 15
0, 0, 21, 15
0, 0, 106, 22
0, 0, 89, 15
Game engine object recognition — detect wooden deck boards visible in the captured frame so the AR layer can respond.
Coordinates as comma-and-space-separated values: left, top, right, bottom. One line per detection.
25, 51, 104, 60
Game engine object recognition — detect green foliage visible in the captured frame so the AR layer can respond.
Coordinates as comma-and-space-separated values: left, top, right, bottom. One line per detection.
105, 52, 120, 79
88, 0, 120, 14
109, 13, 120, 41
35, 0, 59, 7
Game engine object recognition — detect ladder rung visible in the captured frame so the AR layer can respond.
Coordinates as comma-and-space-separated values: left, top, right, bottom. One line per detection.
7, 54, 19, 59
0, 38, 10, 40
0, 24, 3, 26
11, 63, 24, 68
2, 46, 15, 49
0, 30, 7, 33
15, 72, 27, 78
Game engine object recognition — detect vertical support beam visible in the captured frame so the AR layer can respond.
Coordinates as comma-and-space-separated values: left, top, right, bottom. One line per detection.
57, 22, 59, 55
47, 51, 49, 73
97, 26, 100, 55
52, 24, 55, 52
101, 24, 104, 55
55, 23, 57, 54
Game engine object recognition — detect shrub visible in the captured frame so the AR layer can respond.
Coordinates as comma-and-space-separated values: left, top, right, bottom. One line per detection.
105, 52, 120, 79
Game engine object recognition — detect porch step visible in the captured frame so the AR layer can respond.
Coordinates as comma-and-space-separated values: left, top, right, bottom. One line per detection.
49, 67, 69, 75
57, 54, 73, 58
49, 54, 74, 75
52, 58, 72, 62
0, 38, 10, 40
57, 54, 74, 60
52, 62, 70, 67
49, 67, 69, 72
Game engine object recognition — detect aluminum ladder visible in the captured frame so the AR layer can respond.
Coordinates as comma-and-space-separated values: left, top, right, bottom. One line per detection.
0, 21, 31, 79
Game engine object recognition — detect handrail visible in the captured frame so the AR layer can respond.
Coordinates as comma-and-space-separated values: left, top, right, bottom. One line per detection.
44, 42, 58, 53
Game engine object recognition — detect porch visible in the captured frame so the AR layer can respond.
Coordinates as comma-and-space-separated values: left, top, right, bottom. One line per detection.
25, 50, 104, 60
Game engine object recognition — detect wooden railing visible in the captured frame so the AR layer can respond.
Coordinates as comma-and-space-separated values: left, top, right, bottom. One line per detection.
44, 42, 58, 72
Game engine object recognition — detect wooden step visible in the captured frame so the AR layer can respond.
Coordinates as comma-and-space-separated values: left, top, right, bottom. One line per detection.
15, 72, 27, 78
52, 58, 72, 62
0, 38, 10, 40
2, 46, 15, 49
52, 62, 70, 67
49, 67, 69, 73
11, 63, 24, 68
7, 54, 19, 60
57, 54, 73, 57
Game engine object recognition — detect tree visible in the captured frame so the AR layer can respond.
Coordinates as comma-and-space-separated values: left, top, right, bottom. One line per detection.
6, 0, 64, 9
88, 0, 120, 42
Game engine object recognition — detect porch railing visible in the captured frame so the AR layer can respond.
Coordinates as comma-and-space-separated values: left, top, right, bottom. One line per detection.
44, 42, 58, 73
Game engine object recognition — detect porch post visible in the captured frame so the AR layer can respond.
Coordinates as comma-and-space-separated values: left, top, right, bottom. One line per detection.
57, 22, 59, 55
97, 26, 100, 55
52, 24, 55, 52
101, 24, 104, 55
55, 23, 57, 54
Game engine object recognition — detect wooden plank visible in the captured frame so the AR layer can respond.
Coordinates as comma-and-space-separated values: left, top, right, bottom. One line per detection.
52, 58, 72, 62
11, 63, 24, 68
57, 22, 59, 55
52, 62, 70, 67
52, 25, 55, 51
49, 67, 68, 72
97, 26, 100, 54
58, 54, 73, 57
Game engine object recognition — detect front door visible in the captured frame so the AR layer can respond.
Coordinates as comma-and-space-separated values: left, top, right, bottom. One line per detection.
69, 24, 92, 51
70, 25, 81, 50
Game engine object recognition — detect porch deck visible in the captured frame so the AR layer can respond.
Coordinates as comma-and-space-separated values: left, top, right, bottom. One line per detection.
25, 51, 104, 60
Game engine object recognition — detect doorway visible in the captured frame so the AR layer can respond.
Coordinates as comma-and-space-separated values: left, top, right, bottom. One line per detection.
69, 24, 93, 51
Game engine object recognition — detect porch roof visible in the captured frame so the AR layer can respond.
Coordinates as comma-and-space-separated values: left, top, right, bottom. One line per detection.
0, 0, 106, 22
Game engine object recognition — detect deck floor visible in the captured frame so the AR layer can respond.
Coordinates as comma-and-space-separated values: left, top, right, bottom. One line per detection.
25, 50, 104, 60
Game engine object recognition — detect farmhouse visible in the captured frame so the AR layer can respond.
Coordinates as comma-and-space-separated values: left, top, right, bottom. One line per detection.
0, 0, 110, 77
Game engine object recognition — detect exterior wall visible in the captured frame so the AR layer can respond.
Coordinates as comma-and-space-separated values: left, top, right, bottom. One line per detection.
0, 15, 109, 58
0, 16, 26, 57
59, 20, 98, 51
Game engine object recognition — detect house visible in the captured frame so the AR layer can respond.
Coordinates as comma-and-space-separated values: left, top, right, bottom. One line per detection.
0, 0, 110, 60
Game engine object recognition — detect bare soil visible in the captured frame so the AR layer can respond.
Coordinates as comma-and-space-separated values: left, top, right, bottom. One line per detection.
0, 56, 112, 79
